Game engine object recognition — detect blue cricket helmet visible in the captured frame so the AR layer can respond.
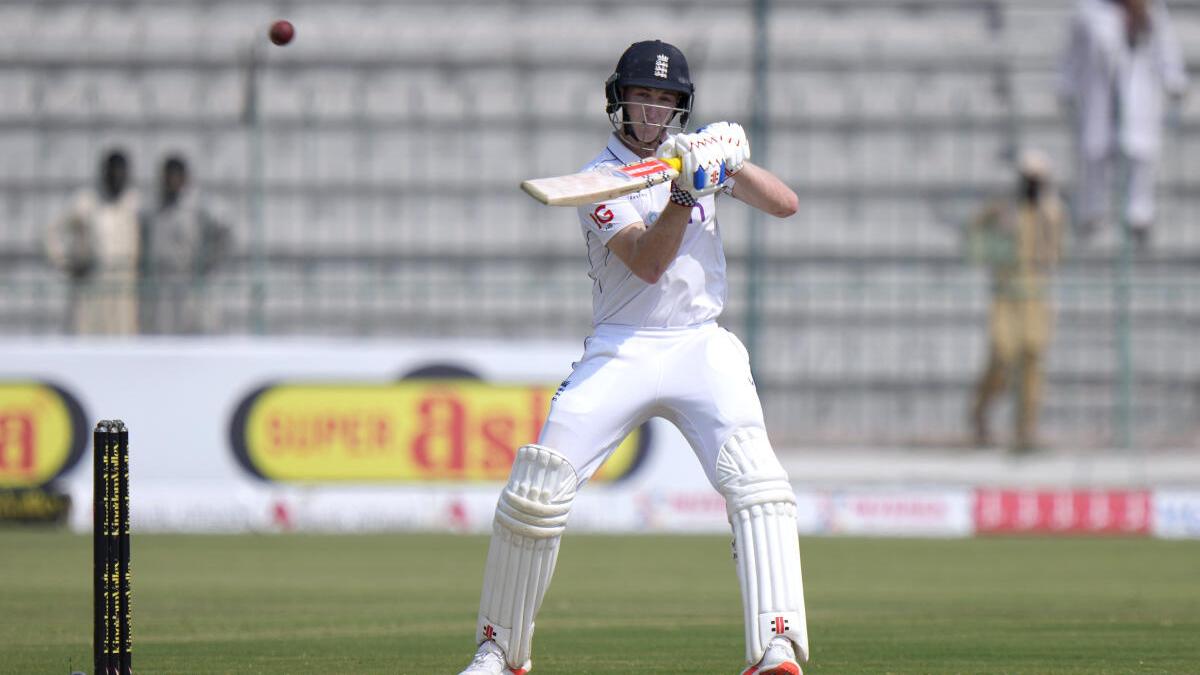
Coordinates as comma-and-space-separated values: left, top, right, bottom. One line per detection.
605, 40, 694, 129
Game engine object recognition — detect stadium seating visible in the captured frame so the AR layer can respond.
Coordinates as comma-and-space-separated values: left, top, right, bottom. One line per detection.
1, 0, 1198, 447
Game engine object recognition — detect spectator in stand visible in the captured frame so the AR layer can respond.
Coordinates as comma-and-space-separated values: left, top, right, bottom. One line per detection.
45, 149, 141, 335
969, 150, 1067, 454
138, 154, 233, 334
1059, 0, 1188, 249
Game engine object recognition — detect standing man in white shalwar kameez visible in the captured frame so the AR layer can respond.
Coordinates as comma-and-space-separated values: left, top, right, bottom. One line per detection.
1059, 0, 1188, 248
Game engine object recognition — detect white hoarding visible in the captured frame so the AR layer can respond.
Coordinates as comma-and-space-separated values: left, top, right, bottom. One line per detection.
1153, 491, 1200, 539
1, 338, 732, 534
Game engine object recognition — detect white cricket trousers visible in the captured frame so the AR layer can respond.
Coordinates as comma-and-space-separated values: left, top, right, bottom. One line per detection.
538, 321, 766, 488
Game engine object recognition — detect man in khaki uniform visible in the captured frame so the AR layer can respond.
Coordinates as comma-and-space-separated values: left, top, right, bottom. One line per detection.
969, 150, 1066, 453
45, 150, 141, 335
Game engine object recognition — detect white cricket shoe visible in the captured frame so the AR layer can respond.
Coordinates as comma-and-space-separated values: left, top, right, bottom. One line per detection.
458, 640, 531, 675
740, 636, 802, 675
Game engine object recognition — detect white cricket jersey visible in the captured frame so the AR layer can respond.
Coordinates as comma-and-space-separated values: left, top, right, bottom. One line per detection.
575, 134, 729, 329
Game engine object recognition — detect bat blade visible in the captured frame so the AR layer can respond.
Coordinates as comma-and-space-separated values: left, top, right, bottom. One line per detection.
521, 157, 682, 206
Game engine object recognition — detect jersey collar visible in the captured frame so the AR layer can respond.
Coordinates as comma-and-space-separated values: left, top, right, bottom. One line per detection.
607, 133, 645, 165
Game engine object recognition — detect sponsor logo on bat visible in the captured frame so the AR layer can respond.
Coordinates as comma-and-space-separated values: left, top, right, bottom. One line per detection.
618, 159, 674, 179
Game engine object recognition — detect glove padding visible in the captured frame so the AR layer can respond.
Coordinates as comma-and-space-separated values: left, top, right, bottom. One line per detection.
656, 131, 728, 197
697, 121, 750, 176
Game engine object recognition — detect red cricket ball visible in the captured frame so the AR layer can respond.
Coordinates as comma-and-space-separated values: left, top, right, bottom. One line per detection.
269, 20, 294, 46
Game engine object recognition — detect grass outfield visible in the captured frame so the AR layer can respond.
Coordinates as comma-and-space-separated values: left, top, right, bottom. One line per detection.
1, 532, 1198, 674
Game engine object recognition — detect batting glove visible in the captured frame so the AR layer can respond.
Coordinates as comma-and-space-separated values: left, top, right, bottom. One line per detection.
697, 121, 750, 176
656, 131, 727, 205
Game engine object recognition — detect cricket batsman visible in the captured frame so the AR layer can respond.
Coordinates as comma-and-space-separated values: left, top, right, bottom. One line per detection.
459, 40, 807, 675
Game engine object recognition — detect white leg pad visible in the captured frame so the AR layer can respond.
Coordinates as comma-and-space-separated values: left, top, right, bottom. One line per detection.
476, 444, 578, 671
717, 428, 809, 666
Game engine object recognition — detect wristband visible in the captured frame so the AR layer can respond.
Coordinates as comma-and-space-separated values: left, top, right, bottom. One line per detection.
669, 182, 697, 207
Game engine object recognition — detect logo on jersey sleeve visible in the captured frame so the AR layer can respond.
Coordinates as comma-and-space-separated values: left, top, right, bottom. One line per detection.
589, 204, 616, 231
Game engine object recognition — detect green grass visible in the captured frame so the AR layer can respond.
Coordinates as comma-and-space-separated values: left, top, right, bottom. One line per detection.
1, 531, 1198, 674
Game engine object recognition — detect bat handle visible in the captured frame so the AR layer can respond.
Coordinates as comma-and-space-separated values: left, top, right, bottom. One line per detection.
662, 157, 682, 172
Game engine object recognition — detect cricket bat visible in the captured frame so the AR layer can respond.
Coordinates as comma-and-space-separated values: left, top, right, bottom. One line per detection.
521, 157, 683, 206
